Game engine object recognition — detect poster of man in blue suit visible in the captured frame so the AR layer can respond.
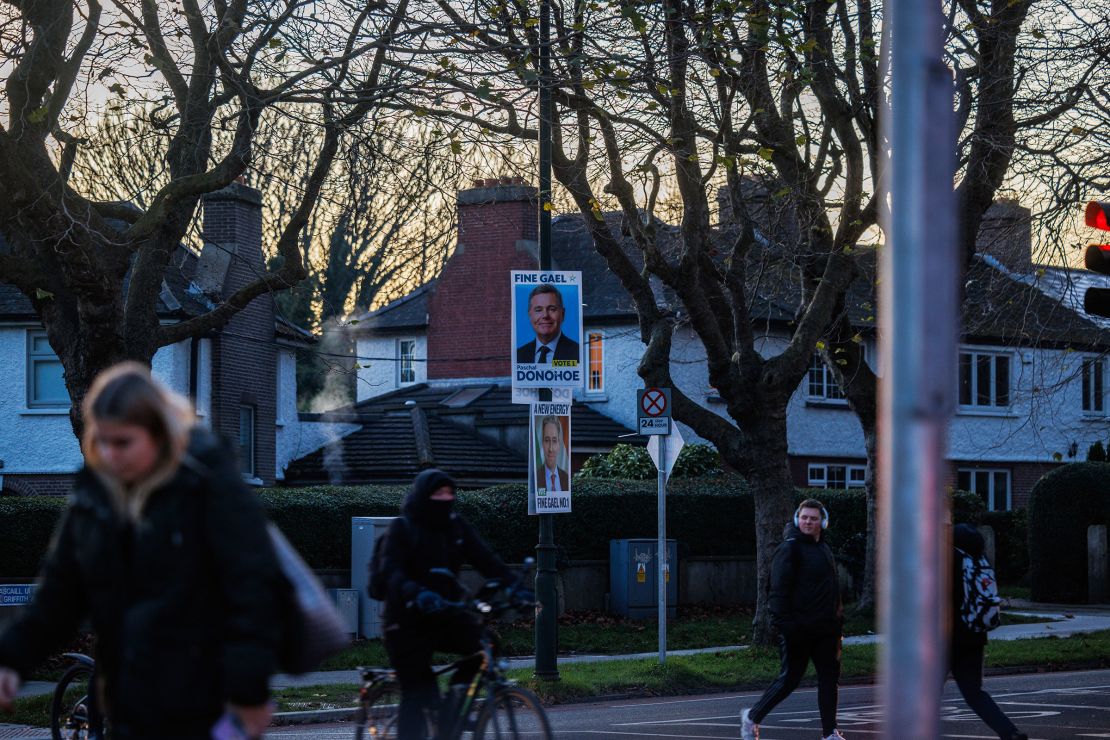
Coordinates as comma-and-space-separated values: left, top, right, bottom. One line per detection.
511, 271, 583, 390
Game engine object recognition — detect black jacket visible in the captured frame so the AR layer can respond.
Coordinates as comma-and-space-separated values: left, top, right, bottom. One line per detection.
0, 429, 281, 737
768, 523, 844, 636
380, 469, 510, 628
952, 523, 989, 647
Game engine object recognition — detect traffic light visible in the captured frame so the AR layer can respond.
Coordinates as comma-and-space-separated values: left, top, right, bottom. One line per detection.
1083, 201, 1110, 318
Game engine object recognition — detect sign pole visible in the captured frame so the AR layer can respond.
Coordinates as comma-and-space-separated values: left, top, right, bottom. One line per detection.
657, 433, 667, 664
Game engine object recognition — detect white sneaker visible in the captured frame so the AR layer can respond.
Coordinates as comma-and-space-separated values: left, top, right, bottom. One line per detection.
823, 731, 846, 740
740, 708, 759, 740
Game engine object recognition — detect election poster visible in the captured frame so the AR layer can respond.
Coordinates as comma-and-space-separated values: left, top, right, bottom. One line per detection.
511, 271, 584, 391
529, 401, 572, 515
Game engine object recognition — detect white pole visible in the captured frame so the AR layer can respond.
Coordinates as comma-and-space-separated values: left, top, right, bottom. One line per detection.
879, 0, 958, 736
658, 432, 667, 664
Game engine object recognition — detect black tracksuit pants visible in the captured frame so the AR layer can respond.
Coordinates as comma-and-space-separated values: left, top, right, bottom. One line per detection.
949, 639, 1019, 739
750, 631, 842, 736
384, 615, 484, 740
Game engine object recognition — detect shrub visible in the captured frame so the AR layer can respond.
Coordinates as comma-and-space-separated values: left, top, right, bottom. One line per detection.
0, 496, 68, 577
980, 508, 1028, 586
0, 481, 987, 576
1088, 441, 1107, 462
576, 443, 722, 480
672, 444, 723, 477
1028, 462, 1110, 602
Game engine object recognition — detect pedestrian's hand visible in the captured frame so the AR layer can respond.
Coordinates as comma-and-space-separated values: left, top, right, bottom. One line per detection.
231, 701, 274, 738
414, 589, 445, 614
0, 668, 20, 712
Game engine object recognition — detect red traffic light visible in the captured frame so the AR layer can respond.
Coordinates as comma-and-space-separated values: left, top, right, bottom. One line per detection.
1086, 201, 1110, 231
1084, 201, 1110, 276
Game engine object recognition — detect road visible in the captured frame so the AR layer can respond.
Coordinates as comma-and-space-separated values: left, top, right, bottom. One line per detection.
272, 668, 1110, 739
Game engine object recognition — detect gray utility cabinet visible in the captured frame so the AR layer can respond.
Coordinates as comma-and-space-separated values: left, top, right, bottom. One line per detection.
351, 516, 397, 638
609, 539, 677, 619
326, 589, 359, 636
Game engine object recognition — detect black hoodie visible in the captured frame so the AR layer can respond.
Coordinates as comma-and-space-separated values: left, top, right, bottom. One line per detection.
379, 469, 510, 628
768, 522, 844, 636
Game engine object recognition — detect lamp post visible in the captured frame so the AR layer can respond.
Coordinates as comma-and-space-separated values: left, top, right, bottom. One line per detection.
533, 0, 559, 682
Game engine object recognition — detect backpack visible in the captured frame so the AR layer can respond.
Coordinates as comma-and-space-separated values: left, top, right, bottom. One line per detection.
956, 547, 1002, 632
368, 516, 410, 601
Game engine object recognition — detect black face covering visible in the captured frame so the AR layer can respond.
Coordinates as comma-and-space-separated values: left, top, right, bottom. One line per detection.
425, 498, 455, 528
402, 468, 458, 529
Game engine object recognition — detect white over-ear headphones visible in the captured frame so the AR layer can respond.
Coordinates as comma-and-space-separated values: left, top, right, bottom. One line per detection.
794, 502, 830, 530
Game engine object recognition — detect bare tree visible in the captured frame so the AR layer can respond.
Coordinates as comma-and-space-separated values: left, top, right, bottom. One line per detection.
385, 0, 1107, 638
0, 0, 413, 436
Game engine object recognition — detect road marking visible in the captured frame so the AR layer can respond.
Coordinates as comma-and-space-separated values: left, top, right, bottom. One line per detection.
998, 701, 1110, 711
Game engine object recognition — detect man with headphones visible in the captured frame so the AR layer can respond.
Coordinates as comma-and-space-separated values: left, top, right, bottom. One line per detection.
741, 499, 846, 740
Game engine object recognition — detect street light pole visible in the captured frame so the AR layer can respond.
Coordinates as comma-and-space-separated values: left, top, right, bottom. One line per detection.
879, 1, 957, 737
533, 0, 559, 682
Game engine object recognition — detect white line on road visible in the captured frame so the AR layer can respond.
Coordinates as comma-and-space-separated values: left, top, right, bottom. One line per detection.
997, 701, 1110, 711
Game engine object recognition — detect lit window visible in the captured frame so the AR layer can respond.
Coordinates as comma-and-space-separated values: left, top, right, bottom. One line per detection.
806, 353, 846, 402
239, 406, 255, 477
958, 351, 1010, 408
399, 339, 416, 385
1082, 357, 1105, 413
957, 468, 1011, 511
27, 331, 68, 408
808, 463, 866, 489
587, 332, 604, 393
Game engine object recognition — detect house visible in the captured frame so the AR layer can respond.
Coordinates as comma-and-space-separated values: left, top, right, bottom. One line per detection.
0, 182, 353, 494
324, 180, 1108, 510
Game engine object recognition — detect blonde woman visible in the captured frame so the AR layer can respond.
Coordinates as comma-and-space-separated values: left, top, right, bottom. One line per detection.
0, 363, 280, 739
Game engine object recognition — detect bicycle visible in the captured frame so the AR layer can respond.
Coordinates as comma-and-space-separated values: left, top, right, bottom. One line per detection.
50, 652, 104, 740
353, 562, 553, 739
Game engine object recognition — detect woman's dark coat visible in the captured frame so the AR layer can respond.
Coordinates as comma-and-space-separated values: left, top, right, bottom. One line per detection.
0, 429, 282, 737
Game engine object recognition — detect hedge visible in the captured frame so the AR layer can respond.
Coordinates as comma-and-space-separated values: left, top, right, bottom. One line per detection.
0, 479, 984, 576
0, 496, 68, 578
1028, 461, 1110, 603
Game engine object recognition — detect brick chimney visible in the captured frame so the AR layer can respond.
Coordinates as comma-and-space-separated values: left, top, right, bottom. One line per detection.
976, 199, 1032, 274
196, 181, 265, 297
427, 178, 538, 379
198, 180, 277, 484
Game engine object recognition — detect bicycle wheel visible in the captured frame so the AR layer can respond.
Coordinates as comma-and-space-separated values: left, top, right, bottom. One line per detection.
353, 680, 403, 739
50, 663, 95, 740
473, 686, 553, 739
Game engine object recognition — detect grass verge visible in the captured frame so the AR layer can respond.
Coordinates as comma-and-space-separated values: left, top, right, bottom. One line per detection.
272, 629, 1110, 714
317, 607, 1054, 671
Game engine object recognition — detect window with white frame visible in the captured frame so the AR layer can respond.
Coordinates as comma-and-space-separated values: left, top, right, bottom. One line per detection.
398, 339, 416, 385
587, 332, 604, 393
1082, 357, 1105, 413
806, 353, 846, 402
808, 463, 866, 490
957, 468, 1011, 511
958, 351, 1010, 409
26, 330, 68, 408
239, 405, 255, 477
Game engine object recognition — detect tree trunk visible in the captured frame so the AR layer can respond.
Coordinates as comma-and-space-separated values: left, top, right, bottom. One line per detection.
856, 422, 878, 614
737, 403, 795, 646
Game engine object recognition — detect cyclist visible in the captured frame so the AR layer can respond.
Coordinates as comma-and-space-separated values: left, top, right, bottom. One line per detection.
0, 363, 280, 739
378, 468, 516, 739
